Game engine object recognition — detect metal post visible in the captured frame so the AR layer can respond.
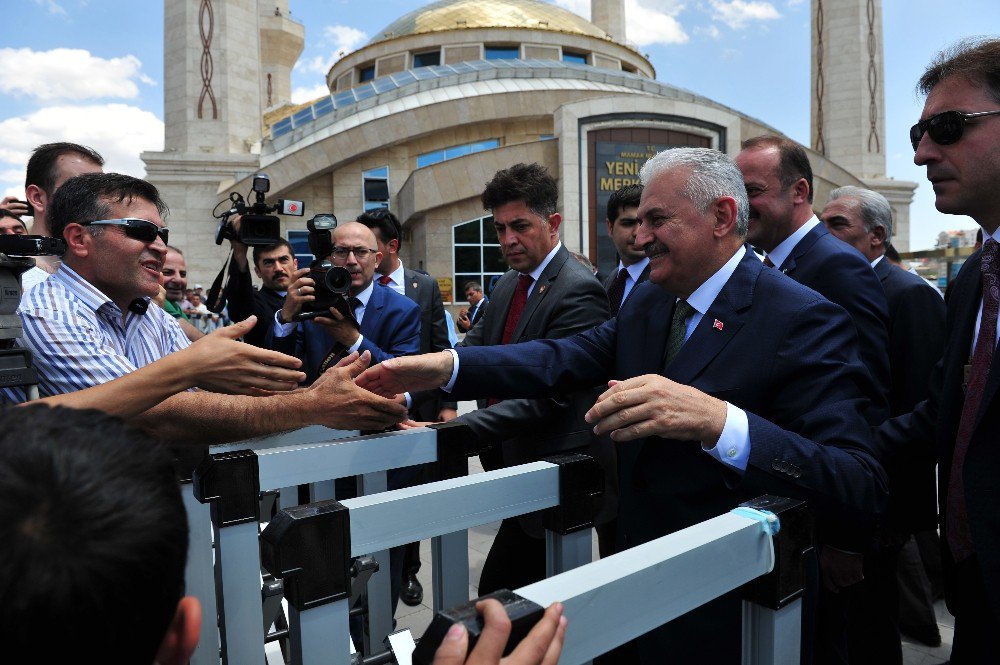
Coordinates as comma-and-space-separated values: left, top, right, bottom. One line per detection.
542, 453, 603, 577
359, 470, 393, 656
545, 528, 593, 577
181, 482, 219, 665
429, 422, 475, 611
288, 601, 351, 665
741, 598, 802, 665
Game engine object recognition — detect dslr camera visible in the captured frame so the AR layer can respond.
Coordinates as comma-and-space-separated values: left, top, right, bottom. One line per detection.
215, 173, 305, 247
295, 213, 357, 327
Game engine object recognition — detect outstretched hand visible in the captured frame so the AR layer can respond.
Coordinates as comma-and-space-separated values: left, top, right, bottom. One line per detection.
432, 600, 566, 665
308, 351, 408, 430
185, 316, 307, 394
355, 351, 454, 397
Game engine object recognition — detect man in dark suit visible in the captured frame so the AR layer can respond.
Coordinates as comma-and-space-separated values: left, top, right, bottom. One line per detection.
878, 38, 1000, 664
224, 234, 296, 348
457, 281, 487, 332
603, 184, 649, 315
454, 162, 610, 594
821, 185, 946, 663
268, 221, 420, 384
357, 207, 453, 606
358, 148, 887, 663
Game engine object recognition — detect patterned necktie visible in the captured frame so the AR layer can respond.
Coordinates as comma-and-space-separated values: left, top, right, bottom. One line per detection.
608, 268, 629, 315
763, 256, 775, 268
501, 274, 534, 345
946, 239, 999, 561
378, 274, 392, 286
663, 300, 696, 368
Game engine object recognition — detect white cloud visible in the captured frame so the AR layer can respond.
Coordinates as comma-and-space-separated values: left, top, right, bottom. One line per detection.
695, 24, 723, 39
708, 0, 781, 29
0, 104, 163, 197
291, 83, 331, 104
626, 0, 689, 46
0, 48, 156, 101
296, 24, 369, 76
32, 0, 67, 16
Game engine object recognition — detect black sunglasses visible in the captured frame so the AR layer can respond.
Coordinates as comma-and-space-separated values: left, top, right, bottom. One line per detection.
909, 109, 1000, 151
79, 218, 169, 244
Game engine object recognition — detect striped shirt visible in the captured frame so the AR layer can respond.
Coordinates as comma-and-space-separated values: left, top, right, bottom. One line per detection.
2, 264, 190, 402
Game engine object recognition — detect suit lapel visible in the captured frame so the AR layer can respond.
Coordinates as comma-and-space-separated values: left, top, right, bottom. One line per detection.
403, 269, 417, 301
779, 222, 826, 275
486, 274, 517, 345
360, 284, 385, 338
665, 253, 756, 384
873, 255, 892, 285
510, 247, 569, 342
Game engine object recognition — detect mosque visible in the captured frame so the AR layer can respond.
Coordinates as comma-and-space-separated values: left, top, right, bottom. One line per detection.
143, 0, 915, 304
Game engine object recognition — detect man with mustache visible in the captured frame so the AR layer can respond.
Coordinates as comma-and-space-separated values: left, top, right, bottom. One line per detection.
4, 172, 407, 443
224, 232, 299, 348
357, 147, 886, 664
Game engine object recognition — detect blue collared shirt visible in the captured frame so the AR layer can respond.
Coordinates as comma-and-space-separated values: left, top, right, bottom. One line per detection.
614, 256, 650, 305
3, 263, 190, 402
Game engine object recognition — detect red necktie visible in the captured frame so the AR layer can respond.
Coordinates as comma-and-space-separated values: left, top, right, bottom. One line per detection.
501, 274, 534, 345
947, 239, 999, 561
763, 256, 775, 268
378, 274, 392, 286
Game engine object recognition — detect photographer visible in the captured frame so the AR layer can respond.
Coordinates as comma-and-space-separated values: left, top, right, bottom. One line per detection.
268, 221, 420, 384
223, 217, 297, 347
0, 208, 28, 235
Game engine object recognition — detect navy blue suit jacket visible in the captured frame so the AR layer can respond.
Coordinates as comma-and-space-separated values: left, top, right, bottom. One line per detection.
267, 283, 421, 385
777, 223, 891, 417
452, 249, 887, 545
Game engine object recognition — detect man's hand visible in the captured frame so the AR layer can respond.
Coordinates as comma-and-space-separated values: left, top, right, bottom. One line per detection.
818, 546, 864, 593
585, 374, 727, 443
0, 196, 28, 218
280, 267, 315, 322
432, 599, 566, 665
355, 351, 454, 396
314, 306, 361, 346
228, 215, 251, 271
306, 351, 408, 430
185, 316, 306, 393
438, 407, 459, 422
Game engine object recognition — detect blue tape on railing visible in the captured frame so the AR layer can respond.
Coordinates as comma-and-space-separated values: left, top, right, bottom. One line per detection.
731, 506, 780, 536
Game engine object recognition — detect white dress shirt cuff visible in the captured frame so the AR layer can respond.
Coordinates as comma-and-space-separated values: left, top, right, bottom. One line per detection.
346, 334, 364, 354
442, 348, 460, 392
404, 392, 412, 409
273, 310, 298, 337
702, 402, 750, 472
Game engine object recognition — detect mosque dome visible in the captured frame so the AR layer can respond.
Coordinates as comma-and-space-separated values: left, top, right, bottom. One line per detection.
370, 0, 609, 44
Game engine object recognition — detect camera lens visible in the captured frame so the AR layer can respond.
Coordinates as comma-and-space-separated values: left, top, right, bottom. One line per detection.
324, 266, 352, 294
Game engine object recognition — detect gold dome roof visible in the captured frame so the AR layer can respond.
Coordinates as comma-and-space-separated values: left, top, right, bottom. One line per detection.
371, 0, 608, 43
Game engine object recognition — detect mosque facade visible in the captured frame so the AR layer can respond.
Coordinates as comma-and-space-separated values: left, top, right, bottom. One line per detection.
143, 0, 915, 304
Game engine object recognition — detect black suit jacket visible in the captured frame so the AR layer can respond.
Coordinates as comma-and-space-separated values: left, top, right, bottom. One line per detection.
778, 223, 891, 417
456, 245, 611, 531
878, 246, 1000, 616
602, 262, 651, 303
224, 260, 285, 348
875, 258, 946, 531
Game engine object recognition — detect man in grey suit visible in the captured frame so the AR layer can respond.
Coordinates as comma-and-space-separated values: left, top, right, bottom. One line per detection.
456, 163, 611, 594
603, 184, 650, 315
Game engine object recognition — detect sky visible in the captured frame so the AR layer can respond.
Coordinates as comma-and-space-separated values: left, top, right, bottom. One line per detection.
0, 0, 994, 250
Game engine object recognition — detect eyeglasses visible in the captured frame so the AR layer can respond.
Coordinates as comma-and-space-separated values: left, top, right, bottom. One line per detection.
330, 246, 377, 260
80, 218, 169, 244
909, 109, 1000, 151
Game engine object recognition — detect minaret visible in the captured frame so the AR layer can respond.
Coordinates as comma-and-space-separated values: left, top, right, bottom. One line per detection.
258, 0, 305, 110
811, 0, 917, 249
591, 0, 626, 43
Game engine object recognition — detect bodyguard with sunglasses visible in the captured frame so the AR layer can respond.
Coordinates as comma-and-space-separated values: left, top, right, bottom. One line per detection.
4, 173, 406, 442
877, 38, 1000, 664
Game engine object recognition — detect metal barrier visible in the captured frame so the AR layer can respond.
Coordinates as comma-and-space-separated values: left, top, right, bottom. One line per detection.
409, 496, 812, 665
259, 453, 603, 665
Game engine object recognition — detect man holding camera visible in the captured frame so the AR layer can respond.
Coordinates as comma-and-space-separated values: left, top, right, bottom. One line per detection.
5, 172, 406, 442
269, 221, 421, 385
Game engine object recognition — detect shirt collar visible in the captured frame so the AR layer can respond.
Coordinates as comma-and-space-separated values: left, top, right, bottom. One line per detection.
685, 245, 747, 315
618, 257, 649, 282
377, 259, 405, 287
870, 254, 884, 268
354, 279, 376, 308
53, 263, 123, 315
765, 215, 821, 269
525, 242, 562, 282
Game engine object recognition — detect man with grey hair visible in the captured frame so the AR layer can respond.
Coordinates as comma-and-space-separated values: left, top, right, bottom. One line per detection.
358, 147, 887, 664
821, 186, 946, 661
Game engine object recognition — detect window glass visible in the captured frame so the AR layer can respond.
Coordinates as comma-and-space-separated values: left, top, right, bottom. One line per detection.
485, 46, 518, 60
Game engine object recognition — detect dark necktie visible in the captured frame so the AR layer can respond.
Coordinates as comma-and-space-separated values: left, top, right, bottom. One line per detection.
378, 274, 392, 286
663, 300, 696, 368
608, 268, 629, 315
501, 274, 534, 345
763, 256, 775, 268
947, 239, 999, 561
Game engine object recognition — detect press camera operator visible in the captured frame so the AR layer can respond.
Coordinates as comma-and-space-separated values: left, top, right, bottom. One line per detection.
223, 213, 297, 347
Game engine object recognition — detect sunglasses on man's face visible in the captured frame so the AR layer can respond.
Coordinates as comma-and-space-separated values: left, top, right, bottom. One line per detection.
909, 109, 1000, 151
79, 218, 169, 244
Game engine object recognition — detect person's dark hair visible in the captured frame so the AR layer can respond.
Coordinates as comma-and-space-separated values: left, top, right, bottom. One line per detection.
251, 237, 295, 267
464, 281, 483, 293
918, 37, 1000, 104
357, 208, 402, 248
741, 135, 815, 203
48, 173, 168, 242
0, 405, 187, 663
481, 163, 558, 219
606, 184, 643, 223
884, 243, 901, 264
25, 142, 105, 195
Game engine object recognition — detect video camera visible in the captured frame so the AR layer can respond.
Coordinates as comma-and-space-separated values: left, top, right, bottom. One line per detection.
214, 173, 305, 247
294, 213, 357, 326
0, 234, 66, 392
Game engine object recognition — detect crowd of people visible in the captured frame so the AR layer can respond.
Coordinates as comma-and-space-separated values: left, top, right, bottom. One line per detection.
0, 36, 998, 664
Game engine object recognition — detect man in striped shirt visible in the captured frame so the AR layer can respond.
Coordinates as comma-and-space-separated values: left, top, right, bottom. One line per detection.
4, 172, 406, 442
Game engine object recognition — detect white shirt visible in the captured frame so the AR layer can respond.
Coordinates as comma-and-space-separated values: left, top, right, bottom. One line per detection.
763, 215, 821, 270
614, 256, 650, 304
376, 260, 407, 297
